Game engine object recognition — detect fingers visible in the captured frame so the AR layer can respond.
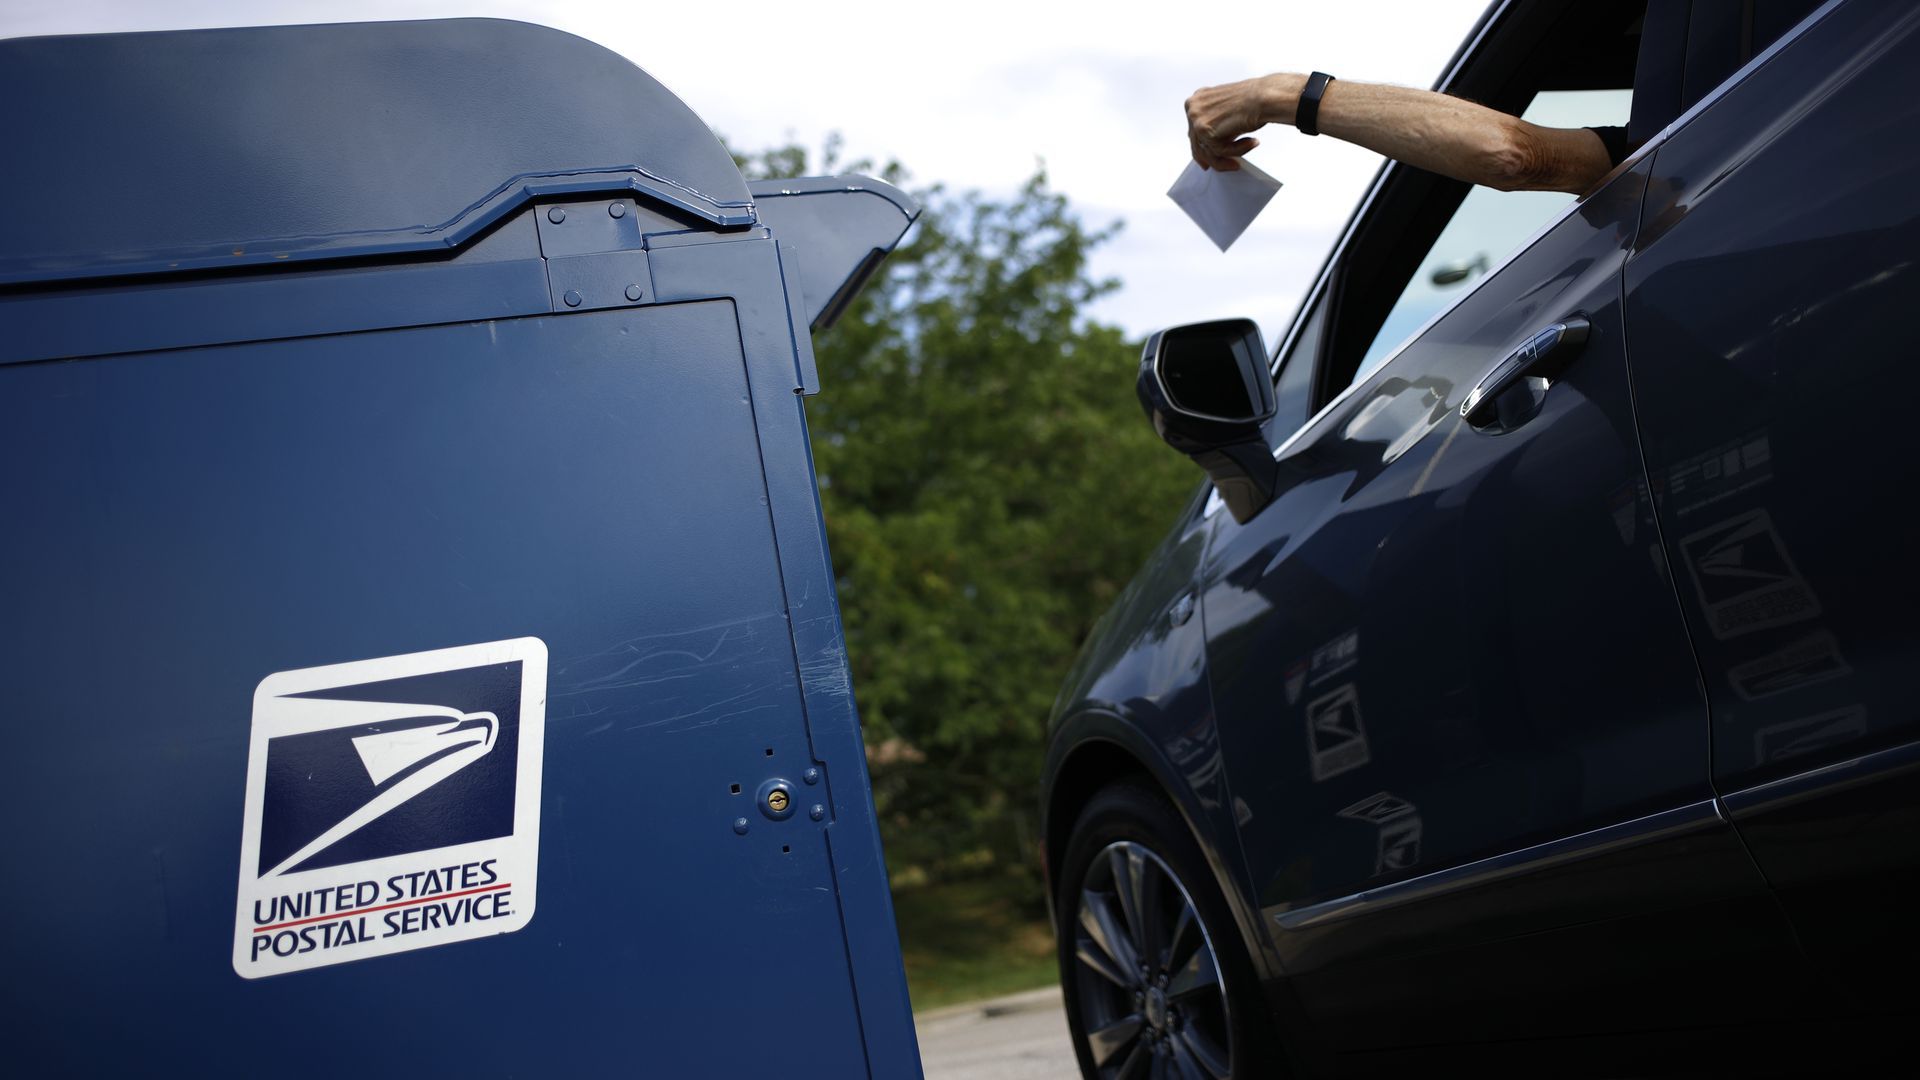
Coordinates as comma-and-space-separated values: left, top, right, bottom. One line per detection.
1186, 94, 1214, 169
1190, 133, 1229, 171
1210, 137, 1258, 172
1186, 81, 1266, 172
1189, 133, 1261, 172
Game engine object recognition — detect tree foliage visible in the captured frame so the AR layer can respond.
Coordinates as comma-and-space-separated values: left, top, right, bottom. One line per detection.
736, 141, 1197, 887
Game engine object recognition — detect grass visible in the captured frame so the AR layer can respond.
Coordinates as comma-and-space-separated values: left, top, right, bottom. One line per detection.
893, 877, 1062, 1012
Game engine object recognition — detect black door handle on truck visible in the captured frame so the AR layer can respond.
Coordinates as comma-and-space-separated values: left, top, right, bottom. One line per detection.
1460, 314, 1591, 433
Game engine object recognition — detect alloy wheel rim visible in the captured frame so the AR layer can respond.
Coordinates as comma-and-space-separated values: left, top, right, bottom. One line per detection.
1073, 840, 1233, 1079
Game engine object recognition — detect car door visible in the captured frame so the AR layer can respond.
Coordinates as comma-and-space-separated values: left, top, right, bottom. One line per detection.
1622, 0, 1920, 1010
1198, 125, 1796, 1052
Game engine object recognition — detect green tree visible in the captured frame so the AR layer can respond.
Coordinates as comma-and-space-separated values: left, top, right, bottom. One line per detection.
737, 140, 1198, 892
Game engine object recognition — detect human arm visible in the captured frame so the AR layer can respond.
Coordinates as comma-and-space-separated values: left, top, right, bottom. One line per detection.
1185, 73, 1618, 195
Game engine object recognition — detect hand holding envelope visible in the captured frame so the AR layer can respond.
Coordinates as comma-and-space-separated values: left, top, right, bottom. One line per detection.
1167, 158, 1283, 252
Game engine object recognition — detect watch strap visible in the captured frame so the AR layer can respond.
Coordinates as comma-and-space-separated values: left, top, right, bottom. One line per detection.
1298, 71, 1335, 136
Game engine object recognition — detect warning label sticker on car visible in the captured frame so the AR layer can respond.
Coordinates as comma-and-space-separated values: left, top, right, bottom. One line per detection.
232, 638, 546, 978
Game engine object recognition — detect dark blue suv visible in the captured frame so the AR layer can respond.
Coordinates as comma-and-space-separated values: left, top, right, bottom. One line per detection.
1042, 1, 1918, 1074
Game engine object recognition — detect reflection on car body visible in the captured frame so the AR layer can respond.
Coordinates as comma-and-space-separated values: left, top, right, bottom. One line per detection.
1337, 792, 1424, 876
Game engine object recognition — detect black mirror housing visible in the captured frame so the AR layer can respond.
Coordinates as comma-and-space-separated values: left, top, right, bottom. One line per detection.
1136, 318, 1279, 523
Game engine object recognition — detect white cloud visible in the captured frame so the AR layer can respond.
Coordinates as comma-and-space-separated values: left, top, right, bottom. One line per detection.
2, 0, 1488, 342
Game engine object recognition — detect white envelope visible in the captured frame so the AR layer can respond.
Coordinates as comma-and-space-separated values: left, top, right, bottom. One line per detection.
1167, 158, 1283, 251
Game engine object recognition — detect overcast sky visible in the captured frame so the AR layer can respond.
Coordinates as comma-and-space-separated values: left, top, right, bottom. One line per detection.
1, 0, 1488, 342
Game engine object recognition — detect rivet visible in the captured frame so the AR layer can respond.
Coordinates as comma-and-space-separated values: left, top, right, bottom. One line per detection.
608, 202, 627, 219
563, 289, 583, 308
625, 283, 644, 302
802, 767, 820, 785
809, 804, 825, 821
547, 206, 567, 224
732, 817, 750, 836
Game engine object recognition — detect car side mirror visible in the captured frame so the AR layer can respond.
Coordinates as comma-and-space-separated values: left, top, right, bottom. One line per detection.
1136, 318, 1279, 524
1430, 252, 1489, 286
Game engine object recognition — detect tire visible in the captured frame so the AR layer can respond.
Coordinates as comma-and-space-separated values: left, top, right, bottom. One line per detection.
1055, 779, 1280, 1079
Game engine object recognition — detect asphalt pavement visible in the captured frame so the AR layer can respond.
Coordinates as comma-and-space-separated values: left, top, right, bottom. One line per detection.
916, 985, 1078, 1079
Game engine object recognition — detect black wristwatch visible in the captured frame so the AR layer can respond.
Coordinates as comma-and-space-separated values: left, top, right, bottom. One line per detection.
1297, 71, 1336, 136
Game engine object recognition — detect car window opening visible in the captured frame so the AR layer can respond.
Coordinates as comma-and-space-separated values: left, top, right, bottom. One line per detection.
1278, 0, 1825, 416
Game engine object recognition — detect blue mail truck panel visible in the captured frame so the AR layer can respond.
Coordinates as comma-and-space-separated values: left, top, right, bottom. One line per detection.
0, 19, 922, 1077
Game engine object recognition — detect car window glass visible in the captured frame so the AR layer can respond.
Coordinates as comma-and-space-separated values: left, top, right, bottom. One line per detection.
1269, 290, 1327, 438
1347, 89, 1632, 386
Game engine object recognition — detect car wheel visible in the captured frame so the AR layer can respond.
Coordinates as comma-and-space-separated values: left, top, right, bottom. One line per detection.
1056, 780, 1276, 1079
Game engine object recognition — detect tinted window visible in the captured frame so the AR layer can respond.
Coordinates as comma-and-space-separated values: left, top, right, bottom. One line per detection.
1269, 289, 1327, 437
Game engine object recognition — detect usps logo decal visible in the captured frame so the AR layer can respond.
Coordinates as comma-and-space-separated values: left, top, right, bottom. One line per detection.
233, 638, 546, 978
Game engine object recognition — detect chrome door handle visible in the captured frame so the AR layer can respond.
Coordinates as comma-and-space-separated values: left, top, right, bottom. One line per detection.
1460, 315, 1591, 432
